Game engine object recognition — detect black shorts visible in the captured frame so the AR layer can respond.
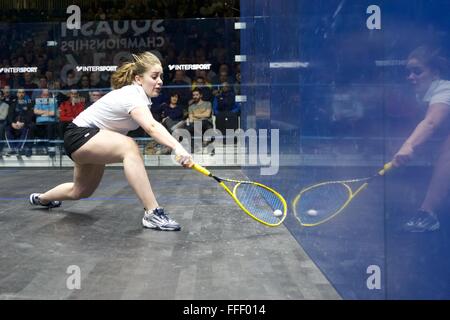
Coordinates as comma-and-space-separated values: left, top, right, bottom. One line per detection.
64, 122, 100, 160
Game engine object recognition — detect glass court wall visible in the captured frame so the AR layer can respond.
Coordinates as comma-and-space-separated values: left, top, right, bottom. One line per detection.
240, 0, 450, 299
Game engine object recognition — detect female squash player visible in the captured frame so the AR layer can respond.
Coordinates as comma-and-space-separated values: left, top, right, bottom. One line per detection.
29, 52, 192, 231
392, 46, 450, 232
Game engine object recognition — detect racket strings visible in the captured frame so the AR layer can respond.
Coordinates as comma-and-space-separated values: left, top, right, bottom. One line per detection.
234, 183, 284, 225
296, 183, 351, 225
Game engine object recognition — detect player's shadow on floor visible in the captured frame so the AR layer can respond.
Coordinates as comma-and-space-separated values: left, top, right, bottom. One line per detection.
30, 207, 99, 226
58, 211, 99, 226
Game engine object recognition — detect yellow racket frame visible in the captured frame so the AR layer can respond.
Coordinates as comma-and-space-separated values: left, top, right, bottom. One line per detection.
293, 162, 392, 227
192, 163, 288, 227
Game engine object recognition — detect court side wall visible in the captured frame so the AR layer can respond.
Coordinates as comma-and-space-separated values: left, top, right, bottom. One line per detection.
240, 0, 450, 299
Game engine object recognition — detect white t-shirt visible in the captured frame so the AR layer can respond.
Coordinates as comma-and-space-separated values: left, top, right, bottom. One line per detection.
73, 84, 152, 134
422, 80, 450, 107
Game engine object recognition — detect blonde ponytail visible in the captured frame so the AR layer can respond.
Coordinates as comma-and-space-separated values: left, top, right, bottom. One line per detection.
111, 62, 135, 89
111, 52, 162, 89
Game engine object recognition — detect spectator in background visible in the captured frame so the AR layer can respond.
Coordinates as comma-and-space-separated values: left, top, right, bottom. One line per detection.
16, 56, 26, 68
86, 90, 103, 108
212, 68, 234, 97
165, 47, 178, 66
199, 1, 224, 17
212, 42, 228, 69
193, 47, 207, 64
1, 85, 17, 105
4, 114, 32, 156
5, 88, 34, 156
175, 69, 192, 85
212, 82, 240, 115
94, 7, 106, 20
191, 76, 213, 102
90, 72, 109, 89
218, 69, 233, 86
0, 59, 13, 88
8, 88, 33, 123
31, 76, 48, 100
212, 64, 233, 86
392, 46, 450, 232
161, 93, 185, 132
24, 50, 35, 66
22, 72, 38, 98
168, 70, 191, 107
33, 89, 57, 154
51, 80, 69, 104
47, 59, 56, 74
58, 89, 85, 139
63, 69, 78, 89
36, 54, 48, 71
234, 71, 241, 95
194, 69, 213, 84
186, 88, 212, 147
45, 70, 56, 89
0, 98, 8, 154
78, 74, 91, 102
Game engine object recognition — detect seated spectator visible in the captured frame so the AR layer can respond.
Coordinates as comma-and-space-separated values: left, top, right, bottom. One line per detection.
161, 93, 185, 132
168, 70, 191, 106
194, 69, 214, 84
58, 89, 85, 139
1, 85, 17, 105
0, 99, 8, 154
22, 72, 38, 98
212, 82, 240, 115
45, 70, 56, 89
212, 69, 234, 96
4, 115, 32, 156
33, 89, 57, 154
78, 74, 91, 102
234, 71, 241, 95
90, 72, 110, 89
31, 76, 48, 100
174, 69, 192, 85
0, 61, 13, 88
63, 69, 78, 89
186, 89, 213, 150
36, 54, 48, 72
51, 80, 69, 104
86, 90, 103, 108
8, 88, 33, 123
212, 64, 234, 86
4, 90, 34, 157
191, 76, 213, 102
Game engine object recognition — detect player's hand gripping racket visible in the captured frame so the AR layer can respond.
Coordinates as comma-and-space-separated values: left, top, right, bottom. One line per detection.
187, 162, 287, 227
293, 162, 393, 227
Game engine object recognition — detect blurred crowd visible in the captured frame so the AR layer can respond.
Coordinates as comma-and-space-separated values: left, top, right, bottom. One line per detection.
0, 0, 240, 23
0, 2, 242, 157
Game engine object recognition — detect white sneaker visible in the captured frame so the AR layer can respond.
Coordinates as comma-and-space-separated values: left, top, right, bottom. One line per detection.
29, 193, 62, 209
142, 207, 181, 231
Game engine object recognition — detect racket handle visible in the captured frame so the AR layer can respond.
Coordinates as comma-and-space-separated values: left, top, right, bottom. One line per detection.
378, 162, 393, 176
192, 163, 212, 177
